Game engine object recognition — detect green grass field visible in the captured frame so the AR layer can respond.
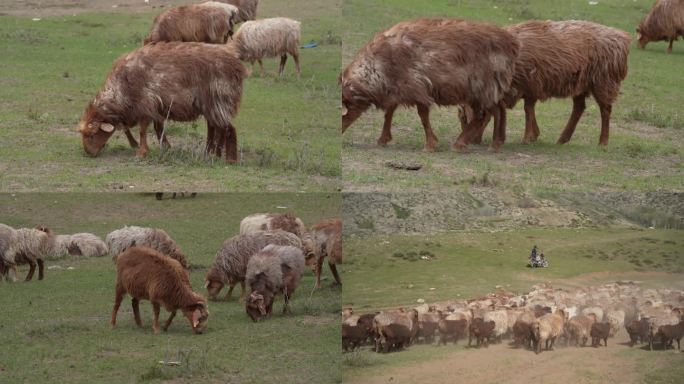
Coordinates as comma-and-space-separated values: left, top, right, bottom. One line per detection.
0, 0, 341, 192
0, 193, 342, 383
342, 0, 684, 193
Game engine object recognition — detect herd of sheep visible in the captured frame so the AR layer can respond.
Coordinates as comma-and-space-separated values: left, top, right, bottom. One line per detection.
0, 212, 342, 333
342, 282, 684, 354
78, 0, 302, 163
341, 0, 683, 151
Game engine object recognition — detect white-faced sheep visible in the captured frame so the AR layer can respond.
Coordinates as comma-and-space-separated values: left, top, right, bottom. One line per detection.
606, 309, 626, 337
230, 17, 301, 77
204, 230, 303, 302
637, 0, 684, 53
144, 2, 239, 45
53, 233, 108, 259
111, 246, 209, 334
245, 245, 305, 322
0, 224, 55, 282
310, 218, 342, 288
106, 226, 188, 269
220, 0, 259, 23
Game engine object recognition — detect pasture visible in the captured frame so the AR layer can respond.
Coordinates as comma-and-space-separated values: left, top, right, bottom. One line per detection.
0, 192, 342, 383
342, 227, 684, 383
342, 0, 684, 193
0, 0, 341, 192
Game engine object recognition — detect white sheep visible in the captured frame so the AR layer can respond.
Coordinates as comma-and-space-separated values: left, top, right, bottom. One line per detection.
106, 226, 188, 268
53, 233, 108, 259
231, 17, 301, 77
0, 224, 55, 282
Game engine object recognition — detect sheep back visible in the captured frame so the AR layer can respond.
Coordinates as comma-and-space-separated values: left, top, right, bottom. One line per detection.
637, 0, 684, 50
232, 17, 301, 62
107, 226, 187, 268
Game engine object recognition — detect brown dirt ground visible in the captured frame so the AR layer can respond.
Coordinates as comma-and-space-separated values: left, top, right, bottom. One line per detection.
0, 0, 184, 17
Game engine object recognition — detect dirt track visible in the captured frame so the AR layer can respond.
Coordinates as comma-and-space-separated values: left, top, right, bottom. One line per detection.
0, 0, 184, 17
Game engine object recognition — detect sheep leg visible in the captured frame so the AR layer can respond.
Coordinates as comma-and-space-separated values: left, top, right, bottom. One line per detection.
37, 259, 44, 280
222, 123, 238, 164
238, 281, 247, 303
489, 104, 506, 152
278, 54, 287, 77
522, 98, 540, 143
132, 298, 143, 327
153, 121, 170, 150
596, 100, 612, 146
376, 105, 396, 147
454, 108, 486, 150
111, 284, 125, 328
152, 302, 161, 334
223, 283, 236, 301
282, 291, 290, 314
557, 95, 586, 144
292, 51, 301, 78
314, 256, 323, 289
25, 259, 36, 281
124, 128, 139, 148
258, 59, 265, 77
136, 121, 150, 157
329, 262, 342, 285
416, 103, 438, 152
162, 310, 176, 332
668, 37, 674, 54
10, 264, 18, 282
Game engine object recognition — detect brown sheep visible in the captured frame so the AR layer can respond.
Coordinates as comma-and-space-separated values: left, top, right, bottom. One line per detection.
565, 314, 597, 347
111, 246, 209, 334
78, 42, 247, 163
417, 312, 440, 344
373, 309, 419, 353
465, 20, 631, 146
144, 2, 238, 45
626, 318, 650, 346
342, 313, 376, 351
512, 319, 535, 349
311, 218, 342, 288
220, 0, 259, 23
533, 309, 566, 354
340, 17, 519, 152
656, 320, 684, 350
469, 318, 496, 347
637, 0, 684, 53
437, 311, 468, 345
590, 322, 611, 347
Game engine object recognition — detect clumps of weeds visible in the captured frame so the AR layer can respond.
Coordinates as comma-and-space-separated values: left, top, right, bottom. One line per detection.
140, 348, 210, 382
392, 250, 436, 262
469, 169, 496, 187
323, 30, 341, 45
627, 107, 683, 130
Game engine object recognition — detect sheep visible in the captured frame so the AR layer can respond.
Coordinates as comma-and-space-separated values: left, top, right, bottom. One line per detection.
483, 310, 508, 343
220, 0, 259, 23
565, 314, 597, 347
0, 224, 55, 282
590, 322, 611, 347
464, 20, 631, 147
648, 315, 680, 350
53, 233, 108, 258
204, 230, 303, 302
106, 226, 188, 269
111, 246, 209, 334
417, 311, 440, 344
144, 2, 238, 45
582, 306, 605, 322
373, 309, 419, 353
340, 17, 519, 152
437, 311, 467, 345
512, 319, 535, 349
230, 17, 301, 77
533, 309, 566, 354
239, 213, 315, 261
606, 309, 626, 337
626, 318, 650, 347
245, 245, 305, 322
78, 41, 246, 163
469, 318, 496, 347
637, 0, 684, 53
656, 320, 684, 350
310, 218, 342, 288
342, 313, 375, 351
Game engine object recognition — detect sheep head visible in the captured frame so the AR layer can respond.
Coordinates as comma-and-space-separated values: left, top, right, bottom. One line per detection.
246, 292, 267, 322
183, 300, 209, 334
78, 117, 116, 157
204, 277, 225, 301
339, 73, 371, 133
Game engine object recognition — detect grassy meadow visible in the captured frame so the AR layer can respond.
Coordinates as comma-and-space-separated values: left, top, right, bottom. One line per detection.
342, 0, 684, 193
0, 193, 342, 383
0, 0, 341, 192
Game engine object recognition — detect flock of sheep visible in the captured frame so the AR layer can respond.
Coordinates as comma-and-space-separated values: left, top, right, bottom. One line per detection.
78, 0, 302, 163
341, 0, 683, 151
342, 282, 684, 354
0, 212, 342, 333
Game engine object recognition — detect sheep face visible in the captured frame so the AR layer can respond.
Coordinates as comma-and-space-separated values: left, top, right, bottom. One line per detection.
204, 279, 225, 301
78, 118, 116, 157
246, 292, 268, 322
340, 76, 371, 133
183, 302, 209, 334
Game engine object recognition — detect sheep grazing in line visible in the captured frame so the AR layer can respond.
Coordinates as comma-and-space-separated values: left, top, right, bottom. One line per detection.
106, 226, 188, 269
340, 17, 519, 152
373, 309, 419, 353
239, 213, 315, 261
230, 17, 301, 77
53, 233, 108, 259
245, 245, 305, 322
437, 312, 467, 345
637, 0, 684, 53
111, 246, 209, 334
590, 322, 611, 347
0, 224, 55, 282
144, 2, 238, 45
310, 218, 342, 288
626, 318, 650, 347
533, 309, 566, 354
657, 320, 684, 350
204, 230, 303, 302
465, 20, 631, 147
78, 42, 246, 163
565, 314, 597, 347
342, 313, 376, 351
220, 0, 259, 23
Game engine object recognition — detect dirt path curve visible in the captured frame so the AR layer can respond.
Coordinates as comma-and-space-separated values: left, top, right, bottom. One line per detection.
349, 333, 676, 384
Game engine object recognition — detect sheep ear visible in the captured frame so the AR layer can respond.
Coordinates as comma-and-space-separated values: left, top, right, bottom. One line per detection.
192, 309, 201, 328
100, 123, 115, 133
342, 106, 348, 116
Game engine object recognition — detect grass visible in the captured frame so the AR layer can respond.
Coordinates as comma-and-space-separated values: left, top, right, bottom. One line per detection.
0, 193, 342, 383
0, 0, 342, 192
341, 0, 684, 193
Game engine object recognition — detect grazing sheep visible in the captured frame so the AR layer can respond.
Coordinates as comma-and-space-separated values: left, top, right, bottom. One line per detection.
565, 314, 597, 347
484, 310, 508, 343
78, 42, 246, 163
106, 226, 188, 269
657, 320, 684, 350
373, 309, 419, 353
590, 322, 611, 347
53, 233, 108, 258
0, 224, 15, 281
231, 17, 301, 77
144, 2, 238, 45
342, 313, 375, 351
340, 17, 519, 151
111, 246, 209, 334
245, 245, 305, 322
239, 213, 315, 261
310, 218, 342, 288
437, 311, 467, 345
204, 230, 303, 302
220, 0, 259, 23
533, 310, 566, 354
637, 0, 684, 53
626, 318, 650, 347
0, 224, 55, 282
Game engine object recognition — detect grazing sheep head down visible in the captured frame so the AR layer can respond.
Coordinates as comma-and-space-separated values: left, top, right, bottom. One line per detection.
246, 291, 268, 322
340, 73, 371, 133
182, 300, 209, 334
204, 268, 226, 301
77, 104, 116, 157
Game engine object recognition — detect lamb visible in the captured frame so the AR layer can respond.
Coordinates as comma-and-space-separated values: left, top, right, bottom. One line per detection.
239, 213, 315, 261
464, 20, 631, 146
204, 230, 303, 302
310, 218, 342, 288
373, 309, 419, 353
437, 311, 467, 345
626, 318, 650, 347
483, 310, 508, 343
590, 322, 611, 347
637, 0, 684, 53
0, 224, 55, 282
245, 245, 305, 322
533, 309, 566, 354
78, 42, 246, 163
220, 0, 259, 23
144, 2, 238, 45
106, 226, 188, 269
53, 233, 108, 258
340, 17, 519, 152
656, 320, 684, 350
230, 17, 301, 77
111, 246, 209, 334
565, 314, 597, 347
